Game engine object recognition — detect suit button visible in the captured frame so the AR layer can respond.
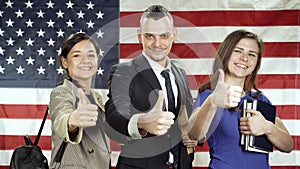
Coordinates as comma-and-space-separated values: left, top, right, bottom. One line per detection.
88, 148, 94, 154
167, 134, 170, 138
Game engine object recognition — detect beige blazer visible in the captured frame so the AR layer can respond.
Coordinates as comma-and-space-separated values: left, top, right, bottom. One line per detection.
49, 79, 111, 169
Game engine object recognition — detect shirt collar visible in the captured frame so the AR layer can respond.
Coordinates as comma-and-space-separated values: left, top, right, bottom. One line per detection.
142, 52, 171, 72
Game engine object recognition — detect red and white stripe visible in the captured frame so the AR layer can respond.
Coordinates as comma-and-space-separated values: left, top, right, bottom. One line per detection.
0, 0, 299, 168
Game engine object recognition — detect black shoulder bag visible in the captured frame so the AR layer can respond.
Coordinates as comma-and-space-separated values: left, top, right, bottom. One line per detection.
9, 107, 67, 169
9, 107, 50, 169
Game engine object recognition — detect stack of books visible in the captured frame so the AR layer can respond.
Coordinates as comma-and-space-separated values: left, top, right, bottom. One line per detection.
240, 99, 276, 153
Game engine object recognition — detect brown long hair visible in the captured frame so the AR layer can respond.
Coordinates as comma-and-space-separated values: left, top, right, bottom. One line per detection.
199, 30, 264, 97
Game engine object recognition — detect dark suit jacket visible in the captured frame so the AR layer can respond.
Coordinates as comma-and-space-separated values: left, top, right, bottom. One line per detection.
105, 55, 194, 169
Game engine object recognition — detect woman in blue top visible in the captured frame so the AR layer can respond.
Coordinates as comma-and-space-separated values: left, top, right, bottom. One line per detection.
188, 30, 293, 169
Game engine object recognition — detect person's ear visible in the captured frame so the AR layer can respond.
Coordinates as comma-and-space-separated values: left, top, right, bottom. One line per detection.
173, 28, 178, 40
137, 29, 142, 43
61, 56, 68, 69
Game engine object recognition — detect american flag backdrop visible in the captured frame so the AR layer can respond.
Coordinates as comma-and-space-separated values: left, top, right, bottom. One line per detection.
0, 0, 299, 169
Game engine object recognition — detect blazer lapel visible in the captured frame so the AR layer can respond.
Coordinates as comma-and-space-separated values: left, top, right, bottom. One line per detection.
134, 55, 161, 90
91, 91, 105, 112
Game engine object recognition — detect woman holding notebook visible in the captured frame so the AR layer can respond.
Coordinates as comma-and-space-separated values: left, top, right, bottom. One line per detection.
188, 29, 293, 169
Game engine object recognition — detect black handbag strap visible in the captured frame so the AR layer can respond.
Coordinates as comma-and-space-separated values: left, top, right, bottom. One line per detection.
34, 107, 49, 145
53, 141, 68, 163
52, 141, 68, 169
33, 107, 67, 167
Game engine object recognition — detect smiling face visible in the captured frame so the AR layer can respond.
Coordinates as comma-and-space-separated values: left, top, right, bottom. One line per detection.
226, 38, 259, 83
61, 40, 98, 82
138, 16, 177, 67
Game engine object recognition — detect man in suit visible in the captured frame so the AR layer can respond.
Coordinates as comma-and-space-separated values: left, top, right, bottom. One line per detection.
105, 5, 198, 169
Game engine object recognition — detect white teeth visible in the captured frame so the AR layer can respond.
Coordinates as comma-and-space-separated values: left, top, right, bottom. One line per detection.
236, 63, 247, 69
79, 67, 91, 70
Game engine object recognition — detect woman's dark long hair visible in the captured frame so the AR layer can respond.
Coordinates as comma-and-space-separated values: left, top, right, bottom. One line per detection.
199, 30, 264, 97
57, 33, 100, 85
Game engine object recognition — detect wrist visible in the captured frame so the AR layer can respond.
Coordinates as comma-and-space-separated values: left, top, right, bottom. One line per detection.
209, 94, 218, 109
137, 113, 147, 130
68, 112, 78, 133
264, 120, 274, 136
138, 129, 148, 137
128, 114, 148, 139
68, 124, 78, 133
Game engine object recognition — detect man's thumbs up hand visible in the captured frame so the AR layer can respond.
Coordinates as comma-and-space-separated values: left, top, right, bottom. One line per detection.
138, 91, 175, 136
211, 69, 243, 108
68, 88, 99, 131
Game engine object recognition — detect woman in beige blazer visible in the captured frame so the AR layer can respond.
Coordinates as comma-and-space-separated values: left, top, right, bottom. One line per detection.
49, 33, 111, 169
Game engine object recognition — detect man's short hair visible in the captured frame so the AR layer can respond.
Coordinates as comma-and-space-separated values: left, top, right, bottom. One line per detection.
140, 5, 174, 28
